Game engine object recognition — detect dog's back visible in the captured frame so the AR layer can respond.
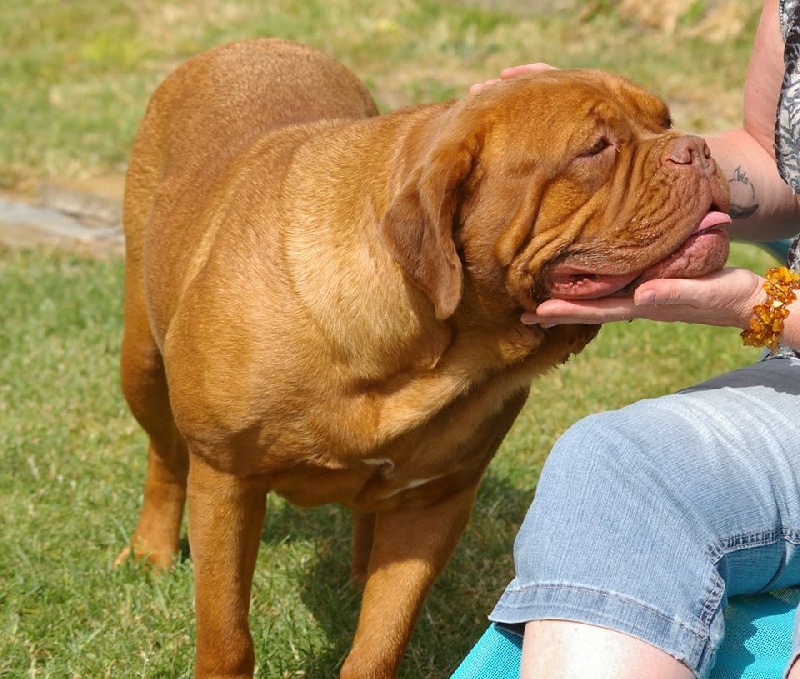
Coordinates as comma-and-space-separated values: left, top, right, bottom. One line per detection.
122, 38, 378, 276
132, 39, 376, 183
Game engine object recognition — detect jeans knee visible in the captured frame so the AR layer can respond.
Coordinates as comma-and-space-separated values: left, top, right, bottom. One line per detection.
542, 411, 645, 486
512, 409, 692, 582
529, 405, 697, 533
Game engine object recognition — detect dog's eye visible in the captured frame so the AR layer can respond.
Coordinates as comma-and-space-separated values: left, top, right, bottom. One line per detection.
583, 137, 610, 157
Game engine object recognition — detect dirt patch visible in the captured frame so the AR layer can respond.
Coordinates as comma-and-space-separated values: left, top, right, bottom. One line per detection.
0, 176, 125, 256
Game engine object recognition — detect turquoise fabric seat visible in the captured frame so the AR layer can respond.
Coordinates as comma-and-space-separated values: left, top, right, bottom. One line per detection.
452, 588, 800, 678
713, 589, 799, 679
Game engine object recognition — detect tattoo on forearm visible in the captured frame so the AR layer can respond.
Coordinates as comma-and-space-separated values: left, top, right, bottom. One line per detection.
728, 165, 759, 219
729, 204, 758, 219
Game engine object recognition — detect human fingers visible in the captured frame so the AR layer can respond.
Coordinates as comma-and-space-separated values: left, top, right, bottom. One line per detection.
470, 64, 557, 95
634, 268, 754, 304
500, 63, 558, 79
633, 276, 719, 307
631, 269, 765, 328
521, 297, 638, 326
634, 268, 762, 310
468, 78, 501, 95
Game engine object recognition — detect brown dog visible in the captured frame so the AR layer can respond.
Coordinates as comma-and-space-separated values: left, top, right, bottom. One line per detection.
118, 38, 730, 678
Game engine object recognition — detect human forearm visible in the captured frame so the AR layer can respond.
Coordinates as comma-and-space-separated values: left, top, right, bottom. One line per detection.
703, 0, 800, 242
705, 128, 800, 242
779, 298, 800, 350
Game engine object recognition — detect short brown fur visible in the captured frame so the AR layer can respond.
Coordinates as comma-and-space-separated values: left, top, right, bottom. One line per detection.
118, 38, 729, 677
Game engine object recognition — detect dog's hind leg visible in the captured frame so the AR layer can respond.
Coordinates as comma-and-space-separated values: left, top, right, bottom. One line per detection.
350, 511, 376, 585
115, 258, 188, 570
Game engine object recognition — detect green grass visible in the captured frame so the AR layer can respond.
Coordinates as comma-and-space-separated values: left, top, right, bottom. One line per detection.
1, 0, 757, 190
1, 0, 771, 677
0, 241, 775, 678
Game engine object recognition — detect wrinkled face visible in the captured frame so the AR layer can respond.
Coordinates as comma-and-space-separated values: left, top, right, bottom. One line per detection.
458, 69, 730, 311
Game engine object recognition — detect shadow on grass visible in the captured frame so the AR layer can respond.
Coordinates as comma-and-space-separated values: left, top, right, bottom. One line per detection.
257, 472, 532, 678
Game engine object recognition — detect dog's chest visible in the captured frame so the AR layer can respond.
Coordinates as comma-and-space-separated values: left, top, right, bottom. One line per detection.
269, 360, 532, 511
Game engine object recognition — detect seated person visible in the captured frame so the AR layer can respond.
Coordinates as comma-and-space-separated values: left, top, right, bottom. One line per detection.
478, 1, 800, 677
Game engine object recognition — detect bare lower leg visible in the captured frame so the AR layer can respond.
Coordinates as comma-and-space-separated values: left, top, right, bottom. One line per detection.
520, 620, 694, 679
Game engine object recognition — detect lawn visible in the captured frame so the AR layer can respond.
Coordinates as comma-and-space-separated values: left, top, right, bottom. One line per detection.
1, 0, 757, 189
0, 241, 774, 678
0, 1, 774, 677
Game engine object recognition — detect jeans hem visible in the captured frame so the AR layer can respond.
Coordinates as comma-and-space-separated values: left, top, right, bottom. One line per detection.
489, 582, 717, 679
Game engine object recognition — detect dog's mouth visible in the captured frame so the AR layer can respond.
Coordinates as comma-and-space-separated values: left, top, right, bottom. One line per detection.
544, 210, 731, 300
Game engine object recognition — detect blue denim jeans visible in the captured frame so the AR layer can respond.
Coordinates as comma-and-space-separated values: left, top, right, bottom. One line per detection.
490, 355, 800, 678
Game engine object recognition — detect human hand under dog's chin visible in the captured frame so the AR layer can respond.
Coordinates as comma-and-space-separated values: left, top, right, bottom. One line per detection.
469, 63, 557, 95
522, 268, 766, 330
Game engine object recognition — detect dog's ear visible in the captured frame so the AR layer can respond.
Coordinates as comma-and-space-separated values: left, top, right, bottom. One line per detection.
379, 128, 477, 320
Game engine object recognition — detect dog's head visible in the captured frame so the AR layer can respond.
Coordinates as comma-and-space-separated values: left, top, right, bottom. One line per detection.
379, 69, 730, 320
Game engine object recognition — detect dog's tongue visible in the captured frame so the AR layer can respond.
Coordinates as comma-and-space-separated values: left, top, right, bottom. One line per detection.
546, 211, 731, 300
695, 210, 732, 232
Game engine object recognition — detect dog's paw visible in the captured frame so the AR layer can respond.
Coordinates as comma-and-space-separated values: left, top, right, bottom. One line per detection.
112, 541, 178, 571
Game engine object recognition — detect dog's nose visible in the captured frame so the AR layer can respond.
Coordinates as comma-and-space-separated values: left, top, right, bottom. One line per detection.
664, 135, 715, 175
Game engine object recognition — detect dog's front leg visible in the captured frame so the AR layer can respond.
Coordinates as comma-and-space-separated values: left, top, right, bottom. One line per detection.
188, 454, 268, 679
340, 483, 480, 679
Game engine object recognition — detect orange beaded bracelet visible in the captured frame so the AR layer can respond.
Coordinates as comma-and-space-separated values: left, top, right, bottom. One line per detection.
741, 266, 800, 353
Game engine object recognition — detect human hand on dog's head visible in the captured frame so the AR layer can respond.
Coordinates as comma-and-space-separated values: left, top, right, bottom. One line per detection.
469, 63, 557, 95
